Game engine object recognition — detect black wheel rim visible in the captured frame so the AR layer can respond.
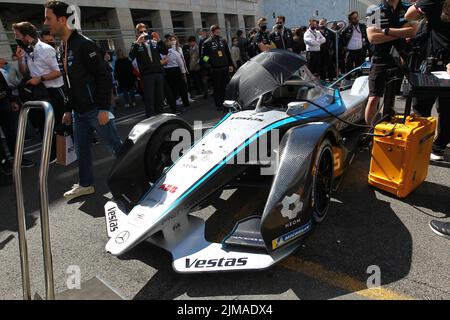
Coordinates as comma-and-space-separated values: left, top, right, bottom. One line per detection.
153, 133, 178, 179
314, 148, 333, 218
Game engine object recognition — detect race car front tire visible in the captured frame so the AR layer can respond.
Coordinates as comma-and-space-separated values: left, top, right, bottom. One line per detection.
144, 123, 190, 183
311, 138, 334, 223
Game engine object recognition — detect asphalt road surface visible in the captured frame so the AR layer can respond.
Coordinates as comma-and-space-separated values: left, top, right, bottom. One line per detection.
1, 97, 449, 300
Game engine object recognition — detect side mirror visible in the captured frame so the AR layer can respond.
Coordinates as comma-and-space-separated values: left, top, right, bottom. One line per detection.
287, 101, 308, 116
223, 100, 242, 112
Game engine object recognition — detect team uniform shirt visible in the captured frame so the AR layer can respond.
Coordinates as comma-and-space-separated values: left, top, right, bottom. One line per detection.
415, 0, 450, 55
269, 28, 293, 50
255, 31, 271, 53
25, 39, 64, 88
370, 0, 411, 58
202, 37, 232, 69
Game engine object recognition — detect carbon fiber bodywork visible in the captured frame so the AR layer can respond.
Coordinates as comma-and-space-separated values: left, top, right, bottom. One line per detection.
261, 123, 340, 251
107, 114, 192, 210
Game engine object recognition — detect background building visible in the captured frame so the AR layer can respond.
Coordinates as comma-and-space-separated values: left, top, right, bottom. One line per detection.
0, 0, 263, 59
263, 0, 379, 28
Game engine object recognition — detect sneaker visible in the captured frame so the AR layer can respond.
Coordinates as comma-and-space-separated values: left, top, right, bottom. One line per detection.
176, 98, 183, 106
430, 220, 450, 240
132, 102, 137, 107
124, 104, 131, 108
92, 136, 99, 145
0, 159, 12, 176
430, 150, 445, 162
21, 158, 36, 168
63, 184, 95, 200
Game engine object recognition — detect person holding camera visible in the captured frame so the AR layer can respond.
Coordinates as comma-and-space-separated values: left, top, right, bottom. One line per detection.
44, 1, 123, 200
364, 0, 417, 125
255, 17, 272, 54
129, 23, 168, 117
13, 21, 66, 163
269, 16, 293, 51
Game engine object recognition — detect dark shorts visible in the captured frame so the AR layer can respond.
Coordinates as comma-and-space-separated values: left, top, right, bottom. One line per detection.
368, 57, 397, 97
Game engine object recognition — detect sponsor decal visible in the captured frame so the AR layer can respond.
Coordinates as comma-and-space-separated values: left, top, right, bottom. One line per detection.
159, 184, 178, 193
231, 116, 264, 122
285, 217, 302, 229
230, 236, 265, 244
272, 222, 312, 250
106, 206, 118, 233
115, 231, 130, 244
281, 194, 303, 220
185, 257, 248, 269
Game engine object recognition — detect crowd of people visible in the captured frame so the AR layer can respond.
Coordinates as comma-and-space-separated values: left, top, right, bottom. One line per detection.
0, 0, 449, 237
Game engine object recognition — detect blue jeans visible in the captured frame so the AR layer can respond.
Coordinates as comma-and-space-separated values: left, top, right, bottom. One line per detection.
73, 109, 123, 187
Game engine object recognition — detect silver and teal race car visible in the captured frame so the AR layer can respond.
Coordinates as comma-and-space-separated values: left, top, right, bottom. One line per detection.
104, 49, 370, 273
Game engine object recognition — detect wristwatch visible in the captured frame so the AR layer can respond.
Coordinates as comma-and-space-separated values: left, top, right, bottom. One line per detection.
384, 27, 390, 36
41, 75, 46, 82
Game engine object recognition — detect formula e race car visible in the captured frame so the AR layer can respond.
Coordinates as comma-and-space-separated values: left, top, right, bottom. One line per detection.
104, 49, 370, 273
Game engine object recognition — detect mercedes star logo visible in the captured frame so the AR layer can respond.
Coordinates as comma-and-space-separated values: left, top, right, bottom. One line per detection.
115, 231, 130, 244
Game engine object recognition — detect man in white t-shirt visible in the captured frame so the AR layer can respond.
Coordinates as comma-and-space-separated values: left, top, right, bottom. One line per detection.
13, 21, 67, 162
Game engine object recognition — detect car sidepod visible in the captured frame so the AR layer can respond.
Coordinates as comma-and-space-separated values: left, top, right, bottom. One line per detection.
260, 122, 340, 252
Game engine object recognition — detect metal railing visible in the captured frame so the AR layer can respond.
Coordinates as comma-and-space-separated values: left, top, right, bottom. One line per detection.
13, 101, 55, 300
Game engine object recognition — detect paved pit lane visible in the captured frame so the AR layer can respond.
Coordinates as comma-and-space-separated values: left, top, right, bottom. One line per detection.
0, 98, 449, 300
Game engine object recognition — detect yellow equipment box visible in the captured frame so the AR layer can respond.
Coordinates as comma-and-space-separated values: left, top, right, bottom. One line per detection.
369, 115, 436, 198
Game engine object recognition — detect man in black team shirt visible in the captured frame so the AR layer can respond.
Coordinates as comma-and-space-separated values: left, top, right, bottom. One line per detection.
406, 0, 450, 239
365, 0, 417, 125
406, 0, 450, 162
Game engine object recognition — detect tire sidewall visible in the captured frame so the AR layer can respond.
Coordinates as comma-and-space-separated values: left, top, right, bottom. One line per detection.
311, 138, 334, 223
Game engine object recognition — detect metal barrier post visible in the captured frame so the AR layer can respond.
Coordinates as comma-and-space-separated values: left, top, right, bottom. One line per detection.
13, 101, 55, 300
327, 21, 347, 79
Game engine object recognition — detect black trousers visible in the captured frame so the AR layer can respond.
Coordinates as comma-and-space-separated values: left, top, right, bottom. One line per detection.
320, 51, 336, 80
142, 73, 165, 117
345, 49, 365, 73
189, 70, 204, 96
0, 98, 17, 155
210, 67, 230, 109
307, 51, 321, 76
165, 67, 189, 107
413, 96, 450, 152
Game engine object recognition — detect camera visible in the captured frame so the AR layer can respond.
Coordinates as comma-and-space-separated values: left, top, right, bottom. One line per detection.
276, 24, 283, 30
144, 34, 152, 41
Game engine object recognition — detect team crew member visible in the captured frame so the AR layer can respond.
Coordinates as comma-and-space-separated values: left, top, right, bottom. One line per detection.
304, 19, 326, 77
13, 21, 66, 162
365, 0, 417, 125
201, 25, 233, 111
342, 11, 369, 73
269, 15, 293, 51
255, 17, 272, 54
406, 0, 450, 162
44, 0, 123, 200
129, 23, 168, 117
405, 0, 450, 239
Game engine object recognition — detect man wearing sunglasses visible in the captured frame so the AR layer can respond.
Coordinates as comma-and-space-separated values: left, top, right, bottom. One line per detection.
129, 23, 168, 118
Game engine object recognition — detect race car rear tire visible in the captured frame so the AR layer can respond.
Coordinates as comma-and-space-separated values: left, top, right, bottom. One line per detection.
144, 123, 190, 183
311, 138, 334, 223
